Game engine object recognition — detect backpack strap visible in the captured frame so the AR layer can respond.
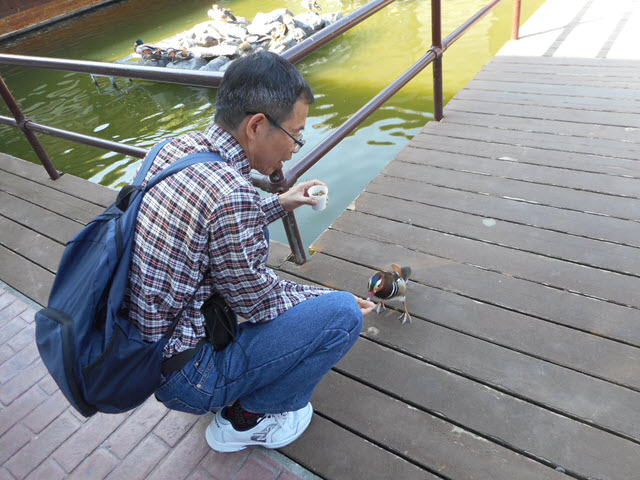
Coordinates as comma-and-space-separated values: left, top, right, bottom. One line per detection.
144, 151, 224, 192
133, 138, 174, 186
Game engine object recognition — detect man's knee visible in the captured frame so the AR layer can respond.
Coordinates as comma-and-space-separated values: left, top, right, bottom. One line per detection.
325, 291, 363, 337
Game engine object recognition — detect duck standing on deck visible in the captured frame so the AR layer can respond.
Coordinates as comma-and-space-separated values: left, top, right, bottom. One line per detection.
367, 264, 412, 324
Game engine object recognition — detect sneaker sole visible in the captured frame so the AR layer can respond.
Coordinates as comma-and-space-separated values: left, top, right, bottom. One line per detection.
205, 404, 313, 453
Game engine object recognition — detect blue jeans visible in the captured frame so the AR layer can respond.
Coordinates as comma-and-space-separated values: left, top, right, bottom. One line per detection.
154, 291, 362, 414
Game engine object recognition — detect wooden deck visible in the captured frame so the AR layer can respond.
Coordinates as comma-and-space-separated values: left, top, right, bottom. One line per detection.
273, 54, 640, 480
3, 0, 640, 476
3, 53, 640, 479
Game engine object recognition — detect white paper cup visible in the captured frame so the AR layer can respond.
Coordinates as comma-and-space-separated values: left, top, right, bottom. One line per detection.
308, 185, 328, 211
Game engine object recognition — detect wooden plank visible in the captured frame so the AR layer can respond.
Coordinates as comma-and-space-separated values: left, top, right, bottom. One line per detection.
407, 132, 640, 178
313, 371, 567, 480
465, 79, 640, 101
0, 245, 52, 306
335, 338, 640, 480
330, 210, 640, 309
491, 55, 640, 71
486, 61, 640, 79
418, 121, 640, 160
0, 191, 82, 245
396, 146, 640, 199
281, 414, 439, 480
282, 253, 640, 439
0, 216, 64, 273
368, 175, 640, 248
0, 153, 116, 208
446, 98, 640, 129
474, 68, 640, 89
308, 229, 640, 347
289, 252, 640, 386
382, 160, 640, 221
266, 240, 293, 269
0, 170, 105, 224
452, 88, 640, 114
354, 190, 640, 277
439, 110, 640, 144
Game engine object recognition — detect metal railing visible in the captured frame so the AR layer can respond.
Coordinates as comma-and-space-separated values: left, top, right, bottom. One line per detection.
0, 0, 522, 264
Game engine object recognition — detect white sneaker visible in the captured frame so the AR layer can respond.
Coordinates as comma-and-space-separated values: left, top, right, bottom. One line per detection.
206, 403, 313, 453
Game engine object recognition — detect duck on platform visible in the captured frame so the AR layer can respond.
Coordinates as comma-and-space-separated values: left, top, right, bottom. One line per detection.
208, 4, 237, 22
133, 39, 166, 61
271, 23, 288, 43
301, 0, 322, 12
367, 264, 412, 324
166, 47, 193, 63
134, 39, 157, 56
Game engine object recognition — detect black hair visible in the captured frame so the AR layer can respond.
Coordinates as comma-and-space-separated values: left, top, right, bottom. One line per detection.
214, 51, 314, 131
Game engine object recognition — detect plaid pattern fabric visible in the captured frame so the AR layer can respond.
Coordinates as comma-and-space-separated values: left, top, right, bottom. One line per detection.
126, 125, 332, 357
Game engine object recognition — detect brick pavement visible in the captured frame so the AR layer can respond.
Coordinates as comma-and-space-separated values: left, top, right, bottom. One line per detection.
0, 286, 317, 480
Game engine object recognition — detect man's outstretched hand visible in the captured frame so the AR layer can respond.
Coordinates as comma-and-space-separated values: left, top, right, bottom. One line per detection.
279, 180, 328, 212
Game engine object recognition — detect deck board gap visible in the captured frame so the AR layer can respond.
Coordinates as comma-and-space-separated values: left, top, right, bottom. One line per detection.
363, 189, 640, 250
313, 407, 451, 480
346, 203, 640, 278
332, 363, 602, 480
313, 248, 640, 349
379, 172, 639, 223
393, 158, 640, 201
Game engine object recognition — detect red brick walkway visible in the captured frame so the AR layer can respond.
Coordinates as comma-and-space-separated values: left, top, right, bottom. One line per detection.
0, 286, 315, 480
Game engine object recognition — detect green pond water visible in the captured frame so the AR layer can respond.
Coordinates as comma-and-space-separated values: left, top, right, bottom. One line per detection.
0, 0, 543, 250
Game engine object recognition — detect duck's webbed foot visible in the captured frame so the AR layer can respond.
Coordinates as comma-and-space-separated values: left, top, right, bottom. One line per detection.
399, 303, 412, 324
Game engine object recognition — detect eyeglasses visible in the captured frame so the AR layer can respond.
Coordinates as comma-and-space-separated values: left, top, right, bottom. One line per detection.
246, 112, 305, 153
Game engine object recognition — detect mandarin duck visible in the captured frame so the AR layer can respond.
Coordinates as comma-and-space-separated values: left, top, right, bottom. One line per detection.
302, 0, 322, 12
208, 4, 237, 22
134, 39, 157, 56
367, 264, 412, 324
167, 47, 193, 63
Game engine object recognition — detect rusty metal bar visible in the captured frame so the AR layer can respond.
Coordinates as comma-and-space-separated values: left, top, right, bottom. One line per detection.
0, 115, 148, 158
0, 74, 60, 180
0, 53, 224, 88
282, 0, 399, 64
22, 119, 148, 158
431, 0, 444, 121
281, 212, 307, 264
512, 0, 522, 40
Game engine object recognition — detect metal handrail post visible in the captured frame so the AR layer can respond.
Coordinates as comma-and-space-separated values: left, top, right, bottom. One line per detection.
512, 0, 522, 40
431, 0, 444, 121
282, 212, 307, 264
0, 74, 60, 180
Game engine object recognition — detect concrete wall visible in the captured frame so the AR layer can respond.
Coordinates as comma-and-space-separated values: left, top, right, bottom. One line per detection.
0, 0, 119, 41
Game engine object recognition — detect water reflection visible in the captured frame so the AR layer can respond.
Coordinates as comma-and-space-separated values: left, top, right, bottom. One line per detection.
0, 0, 544, 249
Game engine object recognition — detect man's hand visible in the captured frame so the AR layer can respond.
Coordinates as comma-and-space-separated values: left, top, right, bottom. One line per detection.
354, 295, 376, 317
279, 180, 328, 212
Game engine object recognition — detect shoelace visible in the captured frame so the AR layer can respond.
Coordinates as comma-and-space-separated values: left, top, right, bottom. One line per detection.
264, 411, 289, 429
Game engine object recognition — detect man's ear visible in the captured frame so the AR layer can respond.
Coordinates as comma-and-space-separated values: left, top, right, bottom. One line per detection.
245, 113, 268, 142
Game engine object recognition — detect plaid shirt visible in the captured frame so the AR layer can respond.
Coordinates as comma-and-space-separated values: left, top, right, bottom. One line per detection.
126, 124, 332, 357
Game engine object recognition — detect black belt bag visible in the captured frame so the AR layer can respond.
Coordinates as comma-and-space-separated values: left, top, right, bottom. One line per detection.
161, 292, 238, 377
